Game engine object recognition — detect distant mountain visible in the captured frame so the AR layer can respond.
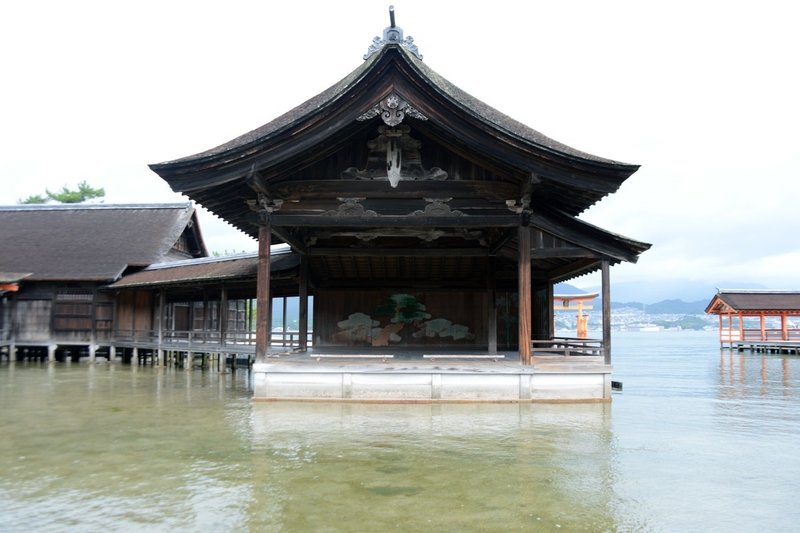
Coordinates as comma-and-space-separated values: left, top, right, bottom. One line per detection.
553, 282, 590, 295
583, 280, 769, 304
613, 299, 708, 314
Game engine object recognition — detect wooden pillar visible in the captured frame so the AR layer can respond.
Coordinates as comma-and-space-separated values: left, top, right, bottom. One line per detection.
299, 255, 309, 352
781, 313, 787, 341
601, 259, 611, 365
760, 313, 766, 341
202, 290, 209, 343
220, 285, 228, 349
547, 281, 555, 339
157, 290, 165, 366
518, 226, 532, 365
738, 312, 744, 343
9, 293, 17, 360
718, 314, 723, 347
282, 296, 288, 347
487, 257, 497, 354
728, 312, 734, 344
108, 289, 118, 363
131, 290, 138, 342
255, 219, 272, 363
89, 288, 97, 363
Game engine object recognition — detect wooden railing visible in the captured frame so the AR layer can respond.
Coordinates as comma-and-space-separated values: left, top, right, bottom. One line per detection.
531, 337, 604, 358
112, 329, 312, 352
736, 328, 800, 342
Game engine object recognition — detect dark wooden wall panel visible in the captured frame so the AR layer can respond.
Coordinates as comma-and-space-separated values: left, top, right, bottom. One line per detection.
315, 289, 487, 348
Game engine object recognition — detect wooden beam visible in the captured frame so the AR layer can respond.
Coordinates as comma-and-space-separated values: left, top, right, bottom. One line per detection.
307, 247, 488, 257
315, 279, 486, 290
270, 179, 520, 201
528, 211, 641, 263
548, 258, 601, 281
271, 226, 307, 254
518, 226, 532, 365
531, 247, 601, 259
270, 214, 519, 228
255, 220, 272, 362
489, 227, 517, 255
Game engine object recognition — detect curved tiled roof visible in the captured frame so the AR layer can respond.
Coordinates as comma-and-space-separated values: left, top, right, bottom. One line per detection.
0, 203, 205, 281
706, 290, 800, 314
108, 250, 299, 288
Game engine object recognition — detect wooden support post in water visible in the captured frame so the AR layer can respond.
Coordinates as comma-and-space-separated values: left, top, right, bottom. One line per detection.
255, 217, 272, 363
518, 226, 532, 365
601, 259, 611, 365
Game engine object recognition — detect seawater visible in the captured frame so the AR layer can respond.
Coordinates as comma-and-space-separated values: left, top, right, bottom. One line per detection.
1, 331, 799, 532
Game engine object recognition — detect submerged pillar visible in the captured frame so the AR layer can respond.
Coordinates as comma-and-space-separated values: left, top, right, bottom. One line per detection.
601, 259, 611, 365
518, 226, 532, 365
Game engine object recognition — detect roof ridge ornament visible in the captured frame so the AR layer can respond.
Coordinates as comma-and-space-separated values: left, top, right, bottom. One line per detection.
363, 6, 423, 60
357, 93, 428, 126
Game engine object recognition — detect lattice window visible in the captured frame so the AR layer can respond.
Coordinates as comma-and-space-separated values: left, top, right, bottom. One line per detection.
53, 290, 93, 332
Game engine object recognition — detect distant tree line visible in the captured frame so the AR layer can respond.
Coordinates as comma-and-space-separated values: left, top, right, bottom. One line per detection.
19, 181, 105, 204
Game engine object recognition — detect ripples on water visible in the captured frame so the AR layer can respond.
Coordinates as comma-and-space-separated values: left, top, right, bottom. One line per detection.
1, 331, 799, 532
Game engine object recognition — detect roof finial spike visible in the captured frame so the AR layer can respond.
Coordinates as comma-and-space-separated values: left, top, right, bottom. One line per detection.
363, 6, 423, 61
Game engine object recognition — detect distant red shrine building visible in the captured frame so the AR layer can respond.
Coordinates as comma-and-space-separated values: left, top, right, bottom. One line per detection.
706, 290, 800, 350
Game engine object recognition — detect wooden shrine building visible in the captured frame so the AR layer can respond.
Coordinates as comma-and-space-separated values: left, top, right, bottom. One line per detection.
147, 12, 650, 401
0, 203, 206, 360
706, 290, 800, 352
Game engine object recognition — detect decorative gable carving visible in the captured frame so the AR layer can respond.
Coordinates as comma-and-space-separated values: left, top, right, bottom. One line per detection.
357, 93, 428, 126
342, 125, 447, 188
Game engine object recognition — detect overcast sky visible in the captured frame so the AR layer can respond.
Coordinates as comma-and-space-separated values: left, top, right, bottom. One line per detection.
1, 1, 797, 290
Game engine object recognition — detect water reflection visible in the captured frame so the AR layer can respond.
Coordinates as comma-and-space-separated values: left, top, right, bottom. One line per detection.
247, 402, 618, 531
718, 351, 795, 399
0, 363, 621, 532
0, 364, 255, 531
5, 334, 800, 531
